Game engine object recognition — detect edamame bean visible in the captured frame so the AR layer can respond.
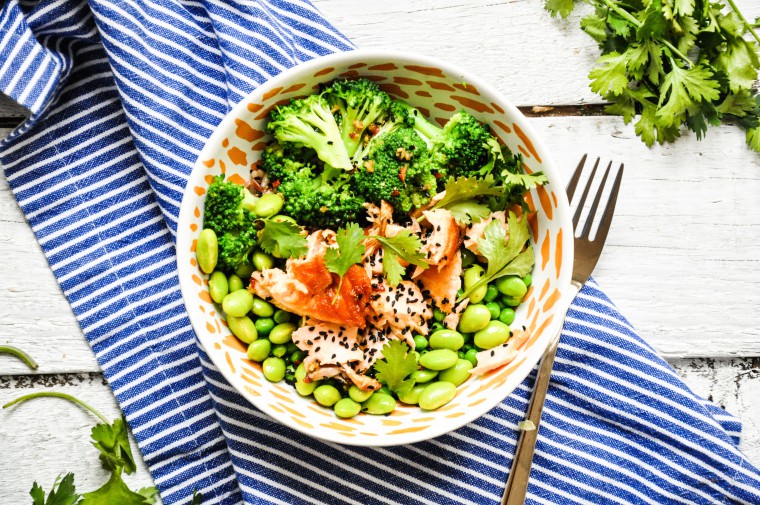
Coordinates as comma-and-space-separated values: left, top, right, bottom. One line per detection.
499, 307, 516, 325
419, 349, 458, 371
429, 329, 465, 351
439, 359, 474, 387
474, 320, 511, 349
314, 385, 342, 407
348, 385, 374, 403
253, 193, 284, 218
227, 274, 244, 292
196, 229, 218, 274
397, 384, 427, 405
252, 297, 275, 318
457, 304, 492, 333
485, 302, 501, 319
464, 348, 479, 367
463, 265, 488, 303
208, 271, 229, 304
227, 315, 258, 344
262, 357, 286, 382
269, 322, 296, 345
433, 308, 446, 322
252, 250, 274, 271
411, 369, 438, 383
334, 398, 361, 418
235, 261, 254, 279
413, 335, 429, 350
362, 393, 396, 415
484, 284, 499, 302
495, 276, 528, 298
418, 381, 457, 411
522, 273, 532, 287
294, 363, 317, 396
503, 295, 523, 307
247, 339, 271, 362
222, 289, 253, 317
254, 317, 275, 337
378, 386, 393, 397
273, 310, 291, 324
271, 344, 287, 358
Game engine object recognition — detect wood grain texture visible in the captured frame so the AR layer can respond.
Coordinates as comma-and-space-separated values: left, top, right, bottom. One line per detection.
0, 94, 27, 125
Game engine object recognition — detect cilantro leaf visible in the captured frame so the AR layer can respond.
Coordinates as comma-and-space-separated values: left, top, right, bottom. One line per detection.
379, 249, 406, 287
434, 176, 504, 225
718, 90, 758, 117
80, 471, 153, 505
190, 490, 204, 505
458, 212, 535, 301
715, 38, 760, 92
746, 126, 760, 151
257, 219, 307, 259
373, 340, 418, 394
657, 63, 721, 127
373, 231, 428, 287
91, 416, 136, 475
589, 52, 630, 96
545, 0, 575, 18
137, 487, 159, 504
30, 474, 80, 505
581, 13, 608, 43
325, 223, 366, 292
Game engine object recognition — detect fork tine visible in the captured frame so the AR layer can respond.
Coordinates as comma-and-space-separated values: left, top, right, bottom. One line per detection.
592, 163, 624, 246
565, 153, 587, 201
580, 161, 613, 239
571, 157, 600, 229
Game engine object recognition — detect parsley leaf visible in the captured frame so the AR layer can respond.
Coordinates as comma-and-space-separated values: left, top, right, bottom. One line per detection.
373, 340, 418, 395
91, 416, 136, 475
31, 474, 80, 505
325, 223, 366, 292
458, 212, 535, 302
257, 219, 308, 259
373, 231, 428, 286
80, 471, 154, 505
190, 490, 204, 505
434, 176, 504, 225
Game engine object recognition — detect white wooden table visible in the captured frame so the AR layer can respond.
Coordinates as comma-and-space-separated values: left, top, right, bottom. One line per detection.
2, 1, 760, 502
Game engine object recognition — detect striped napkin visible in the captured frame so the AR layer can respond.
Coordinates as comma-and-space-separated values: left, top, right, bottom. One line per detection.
2, 1, 759, 503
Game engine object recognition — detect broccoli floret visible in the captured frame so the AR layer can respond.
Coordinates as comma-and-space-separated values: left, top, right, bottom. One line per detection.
267, 93, 353, 171
354, 127, 437, 213
261, 142, 316, 183
323, 78, 393, 158
203, 175, 259, 272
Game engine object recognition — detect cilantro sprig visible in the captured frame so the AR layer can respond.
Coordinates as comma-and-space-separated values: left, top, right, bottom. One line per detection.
433, 176, 504, 225
325, 222, 366, 296
256, 218, 308, 259
546, 0, 760, 150
373, 340, 418, 397
0, 344, 38, 370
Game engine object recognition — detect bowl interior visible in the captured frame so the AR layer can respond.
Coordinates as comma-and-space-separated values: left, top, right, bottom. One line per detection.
177, 50, 573, 446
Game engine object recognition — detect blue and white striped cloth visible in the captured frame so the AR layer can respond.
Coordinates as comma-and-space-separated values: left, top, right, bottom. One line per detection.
2, 1, 759, 503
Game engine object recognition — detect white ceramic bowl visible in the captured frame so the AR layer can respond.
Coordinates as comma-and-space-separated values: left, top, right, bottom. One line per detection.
177, 49, 573, 446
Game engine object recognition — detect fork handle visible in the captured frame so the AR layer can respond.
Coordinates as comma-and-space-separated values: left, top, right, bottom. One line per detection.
501, 281, 581, 505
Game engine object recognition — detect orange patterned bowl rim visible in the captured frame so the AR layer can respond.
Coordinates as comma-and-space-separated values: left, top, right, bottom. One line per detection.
177, 49, 574, 446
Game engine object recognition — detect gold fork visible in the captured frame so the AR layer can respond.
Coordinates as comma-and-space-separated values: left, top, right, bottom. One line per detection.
501, 155, 625, 505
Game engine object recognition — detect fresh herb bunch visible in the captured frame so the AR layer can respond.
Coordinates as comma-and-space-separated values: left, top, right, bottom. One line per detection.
545, 0, 760, 150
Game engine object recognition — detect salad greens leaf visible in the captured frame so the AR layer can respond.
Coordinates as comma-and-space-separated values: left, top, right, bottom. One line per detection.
325, 223, 366, 293
374, 340, 418, 396
31, 474, 80, 505
373, 231, 429, 287
434, 176, 503, 225
257, 219, 308, 259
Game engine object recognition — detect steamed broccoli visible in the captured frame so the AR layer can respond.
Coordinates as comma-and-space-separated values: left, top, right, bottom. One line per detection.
260, 141, 316, 183
354, 127, 437, 213
325, 79, 393, 157
203, 176, 259, 272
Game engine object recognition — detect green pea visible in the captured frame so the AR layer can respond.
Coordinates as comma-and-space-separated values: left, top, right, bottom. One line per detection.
290, 350, 306, 364
247, 339, 271, 362
314, 385, 342, 407
485, 302, 501, 319
419, 349, 458, 371
503, 295, 523, 307
464, 348, 479, 367
235, 261, 254, 279
348, 385, 374, 403
411, 369, 438, 383
196, 229, 218, 274
334, 398, 361, 418
262, 357, 286, 382
253, 193, 284, 218
495, 276, 528, 298
227, 315, 258, 344
362, 393, 396, 415
268, 323, 295, 345
252, 250, 275, 271
463, 265, 488, 303
458, 351, 466, 359
254, 317, 275, 336
433, 308, 446, 322
457, 304, 492, 333
439, 359, 474, 387
522, 273, 533, 287
273, 310, 291, 324
271, 344, 287, 358
294, 364, 317, 396
431, 322, 445, 332
499, 307, 516, 325
418, 381, 457, 411
208, 271, 229, 304
429, 329, 465, 351
251, 297, 274, 318
474, 320, 511, 350
397, 384, 427, 405
484, 284, 499, 303
413, 335, 429, 350
222, 289, 254, 318
227, 274, 244, 292
461, 248, 476, 268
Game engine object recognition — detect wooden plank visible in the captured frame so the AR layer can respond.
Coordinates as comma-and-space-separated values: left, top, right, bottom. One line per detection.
1, 361, 757, 504
0, 374, 158, 505
0, 93, 27, 125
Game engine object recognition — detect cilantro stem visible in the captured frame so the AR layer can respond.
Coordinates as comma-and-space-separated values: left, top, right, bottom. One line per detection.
597, 0, 695, 67
724, 0, 760, 45
0, 345, 38, 370
3, 392, 110, 424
